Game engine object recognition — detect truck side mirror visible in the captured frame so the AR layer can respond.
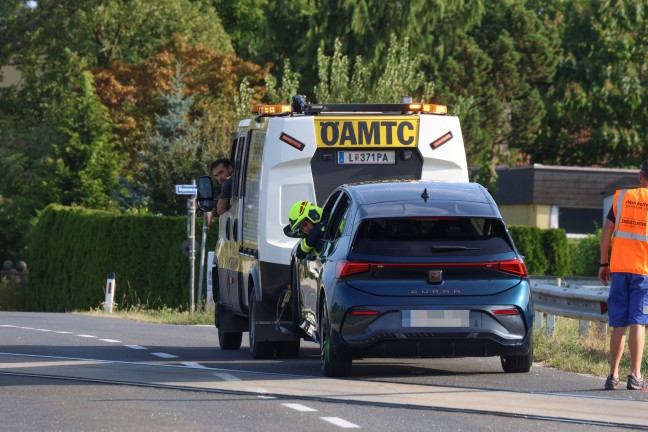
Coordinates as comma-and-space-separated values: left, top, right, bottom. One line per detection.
197, 175, 215, 212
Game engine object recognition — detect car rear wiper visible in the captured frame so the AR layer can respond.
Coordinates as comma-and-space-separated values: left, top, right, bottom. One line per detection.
431, 245, 481, 252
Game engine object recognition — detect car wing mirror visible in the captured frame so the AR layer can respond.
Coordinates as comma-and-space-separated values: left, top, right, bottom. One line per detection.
197, 175, 215, 212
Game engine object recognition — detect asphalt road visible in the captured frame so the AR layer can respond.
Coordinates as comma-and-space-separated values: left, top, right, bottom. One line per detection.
2, 312, 647, 431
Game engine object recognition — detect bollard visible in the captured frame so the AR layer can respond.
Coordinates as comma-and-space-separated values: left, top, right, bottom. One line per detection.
104, 272, 116, 313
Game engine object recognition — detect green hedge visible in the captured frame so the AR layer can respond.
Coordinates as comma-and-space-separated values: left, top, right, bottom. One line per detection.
508, 226, 548, 275
28, 204, 217, 311
509, 225, 598, 277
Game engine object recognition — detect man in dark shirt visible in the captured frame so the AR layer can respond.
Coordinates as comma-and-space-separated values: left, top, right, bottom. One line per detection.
210, 159, 233, 216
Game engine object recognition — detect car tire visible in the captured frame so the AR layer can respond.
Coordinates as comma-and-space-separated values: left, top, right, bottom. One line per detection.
501, 335, 533, 373
217, 304, 242, 350
249, 290, 275, 359
276, 340, 301, 358
320, 299, 352, 377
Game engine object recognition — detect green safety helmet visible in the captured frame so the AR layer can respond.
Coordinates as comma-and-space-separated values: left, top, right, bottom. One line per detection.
288, 200, 322, 232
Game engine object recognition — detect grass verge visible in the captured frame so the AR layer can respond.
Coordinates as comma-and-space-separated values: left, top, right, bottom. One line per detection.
81, 307, 214, 325
533, 316, 648, 379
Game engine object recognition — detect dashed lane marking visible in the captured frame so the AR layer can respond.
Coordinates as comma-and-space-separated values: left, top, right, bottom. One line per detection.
99, 339, 122, 343
123, 345, 147, 350
151, 352, 178, 359
182, 362, 208, 369
35, 329, 52, 332
213, 373, 241, 381
283, 403, 317, 412
321, 417, 361, 428
77, 335, 97, 338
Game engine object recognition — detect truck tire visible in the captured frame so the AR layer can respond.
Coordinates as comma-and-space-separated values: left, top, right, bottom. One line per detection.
216, 303, 242, 350
248, 290, 275, 359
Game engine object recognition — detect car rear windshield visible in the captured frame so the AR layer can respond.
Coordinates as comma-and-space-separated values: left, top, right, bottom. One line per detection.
350, 217, 514, 257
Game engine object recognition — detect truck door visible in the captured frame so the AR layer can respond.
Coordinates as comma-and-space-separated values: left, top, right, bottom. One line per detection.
226, 133, 247, 312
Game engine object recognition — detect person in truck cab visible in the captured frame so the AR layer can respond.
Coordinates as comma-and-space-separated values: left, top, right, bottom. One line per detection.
285, 200, 327, 259
209, 158, 233, 216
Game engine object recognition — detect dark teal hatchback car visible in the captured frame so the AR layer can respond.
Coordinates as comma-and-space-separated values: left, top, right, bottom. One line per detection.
290, 180, 534, 377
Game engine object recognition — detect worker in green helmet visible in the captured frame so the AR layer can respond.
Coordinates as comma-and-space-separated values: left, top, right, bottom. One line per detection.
285, 200, 327, 259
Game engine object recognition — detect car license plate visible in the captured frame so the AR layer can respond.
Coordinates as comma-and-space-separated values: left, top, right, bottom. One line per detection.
402, 310, 469, 328
337, 151, 396, 165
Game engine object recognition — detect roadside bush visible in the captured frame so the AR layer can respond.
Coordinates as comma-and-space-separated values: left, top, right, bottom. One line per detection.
542, 228, 570, 276
28, 204, 217, 312
509, 225, 548, 275
0, 276, 27, 311
568, 229, 600, 277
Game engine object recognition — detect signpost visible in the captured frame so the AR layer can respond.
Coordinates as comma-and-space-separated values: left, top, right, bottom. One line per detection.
175, 182, 197, 314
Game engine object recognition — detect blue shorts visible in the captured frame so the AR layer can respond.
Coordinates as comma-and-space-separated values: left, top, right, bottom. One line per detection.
608, 272, 648, 327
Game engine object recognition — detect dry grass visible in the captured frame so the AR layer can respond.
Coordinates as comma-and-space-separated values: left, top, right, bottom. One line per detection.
534, 316, 648, 378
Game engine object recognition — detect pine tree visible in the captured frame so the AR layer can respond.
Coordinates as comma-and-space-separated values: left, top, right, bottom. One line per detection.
52, 71, 125, 210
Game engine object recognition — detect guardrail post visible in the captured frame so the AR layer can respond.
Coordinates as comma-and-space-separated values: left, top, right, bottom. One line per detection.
546, 314, 556, 337
534, 310, 544, 331
593, 322, 608, 341
579, 320, 590, 338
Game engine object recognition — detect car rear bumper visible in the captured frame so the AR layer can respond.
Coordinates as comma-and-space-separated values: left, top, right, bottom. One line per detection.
329, 283, 533, 358
333, 330, 533, 358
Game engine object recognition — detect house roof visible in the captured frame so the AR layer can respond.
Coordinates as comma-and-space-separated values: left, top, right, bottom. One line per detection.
495, 164, 639, 207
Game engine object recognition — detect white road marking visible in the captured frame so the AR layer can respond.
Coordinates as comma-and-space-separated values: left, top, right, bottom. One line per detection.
124, 345, 147, 350
77, 334, 96, 338
99, 339, 122, 343
320, 417, 360, 428
182, 362, 208, 369
212, 372, 241, 381
247, 387, 271, 394
35, 328, 52, 332
151, 352, 178, 359
20, 327, 35, 330
0, 325, 18, 328
282, 403, 317, 412
55, 331, 73, 334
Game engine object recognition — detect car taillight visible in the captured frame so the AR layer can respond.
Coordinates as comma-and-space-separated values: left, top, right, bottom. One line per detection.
498, 258, 528, 277
492, 308, 519, 315
336, 261, 370, 278
349, 309, 380, 316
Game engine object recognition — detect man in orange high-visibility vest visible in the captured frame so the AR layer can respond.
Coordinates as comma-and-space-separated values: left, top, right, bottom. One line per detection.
600, 160, 648, 391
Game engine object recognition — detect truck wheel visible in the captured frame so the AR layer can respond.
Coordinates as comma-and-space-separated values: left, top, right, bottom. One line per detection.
249, 290, 275, 359
319, 299, 351, 377
216, 303, 242, 350
276, 340, 300, 358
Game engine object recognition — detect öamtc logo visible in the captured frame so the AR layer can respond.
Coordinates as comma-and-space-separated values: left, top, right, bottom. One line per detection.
315, 116, 419, 148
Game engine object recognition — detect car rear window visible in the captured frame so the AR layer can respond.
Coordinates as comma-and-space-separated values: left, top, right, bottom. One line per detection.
350, 217, 514, 257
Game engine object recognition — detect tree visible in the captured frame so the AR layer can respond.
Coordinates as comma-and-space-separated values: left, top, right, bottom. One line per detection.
432, 1, 560, 188
533, 0, 647, 167
0, 0, 232, 122
139, 67, 210, 215
51, 71, 126, 210
92, 34, 270, 162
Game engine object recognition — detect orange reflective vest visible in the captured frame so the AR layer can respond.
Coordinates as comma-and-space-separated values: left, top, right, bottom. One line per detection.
611, 188, 648, 275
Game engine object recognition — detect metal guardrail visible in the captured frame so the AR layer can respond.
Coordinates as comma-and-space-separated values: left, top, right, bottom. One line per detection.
528, 276, 609, 323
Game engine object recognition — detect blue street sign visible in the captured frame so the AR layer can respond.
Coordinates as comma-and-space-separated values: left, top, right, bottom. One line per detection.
175, 184, 198, 195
